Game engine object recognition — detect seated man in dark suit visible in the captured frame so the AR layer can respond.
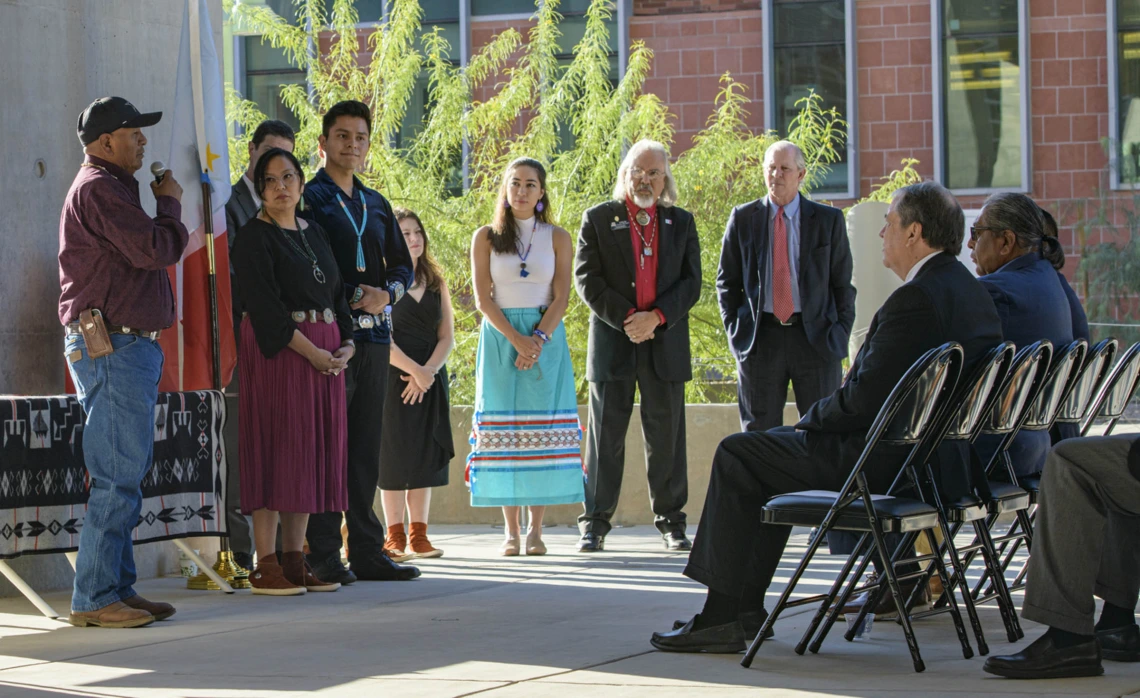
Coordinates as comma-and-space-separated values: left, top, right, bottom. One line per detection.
984, 435, 1140, 679
969, 192, 1088, 475
651, 181, 1003, 653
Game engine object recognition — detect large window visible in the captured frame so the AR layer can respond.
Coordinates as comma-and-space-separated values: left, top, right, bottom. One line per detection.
241, 36, 306, 132
935, 0, 1029, 192
1113, 0, 1140, 186
764, 0, 855, 197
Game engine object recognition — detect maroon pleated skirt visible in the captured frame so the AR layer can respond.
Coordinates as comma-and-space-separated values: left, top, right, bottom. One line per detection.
238, 317, 348, 514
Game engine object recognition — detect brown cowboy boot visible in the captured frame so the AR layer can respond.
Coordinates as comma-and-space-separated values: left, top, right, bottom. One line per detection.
249, 553, 306, 596
282, 551, 340, 592
122, 594, 176, 621
408, 522, 443, 559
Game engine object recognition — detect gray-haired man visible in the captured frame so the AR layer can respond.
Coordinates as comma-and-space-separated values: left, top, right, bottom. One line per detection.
574, 139, 702, 552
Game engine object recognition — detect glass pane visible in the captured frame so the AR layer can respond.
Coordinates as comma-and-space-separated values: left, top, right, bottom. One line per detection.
471, 0, 538, 15
245, 35, 298, 72
264, 0, 299, 23
944, 0, 1018, 36
773, 43, 848, 192
421, 0, 460, 22
555, 56, 619, 153
773, 1, 844, 46
943, 33, 1022, 189
557, 15, 618, 55
354, 0, 384, 21
1118, 23, 1140, 182
418, 21, 461, 56
561, 0, 615, 15
244, 72, 306, 132
1122, 0, 1140, 27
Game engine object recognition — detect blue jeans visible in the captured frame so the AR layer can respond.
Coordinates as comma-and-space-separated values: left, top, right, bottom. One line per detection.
65, 332, 164, 612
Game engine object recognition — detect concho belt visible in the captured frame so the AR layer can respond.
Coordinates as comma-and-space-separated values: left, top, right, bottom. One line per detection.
291, 308, 336, 324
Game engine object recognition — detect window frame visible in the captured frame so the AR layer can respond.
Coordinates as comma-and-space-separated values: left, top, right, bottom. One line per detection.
761, 0, 858, 200
931, 0, 1032, 196
1108, 0, 1140, 190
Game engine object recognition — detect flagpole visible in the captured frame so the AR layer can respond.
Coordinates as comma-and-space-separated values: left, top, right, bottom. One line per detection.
201, 173, 222, 391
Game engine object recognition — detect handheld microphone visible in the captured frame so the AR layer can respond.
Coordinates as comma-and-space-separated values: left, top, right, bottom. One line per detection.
150, 161, 167, 184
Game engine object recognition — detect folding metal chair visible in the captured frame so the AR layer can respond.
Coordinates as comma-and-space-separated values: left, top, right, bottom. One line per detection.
1080, 341, 1140, 437
1052, 338, 1119, 441
741, 343, 968, 673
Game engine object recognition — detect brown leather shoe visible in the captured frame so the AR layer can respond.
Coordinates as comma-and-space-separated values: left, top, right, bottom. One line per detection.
69, 601, 154, 628
249, 553, 306, 596
409, 522, 443, 558
383, 523, 415, 562
122, 595, 176, 621
841, 573, 932, 620
282, 551, 340, 592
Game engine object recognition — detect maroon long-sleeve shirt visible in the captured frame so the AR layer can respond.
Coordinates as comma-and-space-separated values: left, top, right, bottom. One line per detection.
58, 155, 189, 330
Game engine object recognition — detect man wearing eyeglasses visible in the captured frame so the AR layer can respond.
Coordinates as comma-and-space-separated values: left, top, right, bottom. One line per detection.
718, 140, 856, 435
574, 139, 702, 553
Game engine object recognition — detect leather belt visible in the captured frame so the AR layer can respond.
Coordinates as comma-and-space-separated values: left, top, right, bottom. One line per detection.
760, 312, 802, 327
291, 308, 336, 324
65, 322, 161, 340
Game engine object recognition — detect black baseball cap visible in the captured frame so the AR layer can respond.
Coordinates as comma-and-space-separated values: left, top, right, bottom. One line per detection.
77, 97, 162, 146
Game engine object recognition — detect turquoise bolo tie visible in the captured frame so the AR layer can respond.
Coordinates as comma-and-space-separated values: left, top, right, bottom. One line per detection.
336, 190, 367, 272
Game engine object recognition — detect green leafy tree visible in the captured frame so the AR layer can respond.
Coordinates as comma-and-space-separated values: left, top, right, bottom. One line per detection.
225, 0, 913, 403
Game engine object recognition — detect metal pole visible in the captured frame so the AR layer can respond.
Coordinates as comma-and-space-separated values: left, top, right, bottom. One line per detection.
200, 174, 222, 392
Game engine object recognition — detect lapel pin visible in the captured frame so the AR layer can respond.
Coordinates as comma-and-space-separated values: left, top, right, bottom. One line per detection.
665, 219, 672, 225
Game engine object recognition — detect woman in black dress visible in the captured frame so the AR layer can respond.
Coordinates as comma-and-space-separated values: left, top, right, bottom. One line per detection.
379, 208, 455, 559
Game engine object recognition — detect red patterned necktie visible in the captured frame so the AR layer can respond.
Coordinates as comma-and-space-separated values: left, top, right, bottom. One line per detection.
772, 206, 794, 323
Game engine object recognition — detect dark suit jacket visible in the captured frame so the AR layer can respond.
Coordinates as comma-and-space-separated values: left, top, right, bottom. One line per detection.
225, 178, 259, 322
798, 252, 1004, 499
574, 200, 701, 383
977, 253, 1080, 474
717, 195, 856, 361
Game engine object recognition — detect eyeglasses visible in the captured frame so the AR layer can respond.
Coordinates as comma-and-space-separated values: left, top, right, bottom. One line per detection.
630, 167, 664, 181
969, 225, 1001, 242
263, 171, 300, 190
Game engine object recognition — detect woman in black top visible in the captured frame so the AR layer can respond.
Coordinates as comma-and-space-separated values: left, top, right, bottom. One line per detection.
231, 148, 354, 596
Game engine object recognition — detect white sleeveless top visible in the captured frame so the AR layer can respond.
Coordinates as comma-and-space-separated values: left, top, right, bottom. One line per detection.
489, 218, 555, 309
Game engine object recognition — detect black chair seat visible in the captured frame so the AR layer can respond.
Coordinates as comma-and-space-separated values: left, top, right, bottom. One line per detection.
985, 482, 1030, 514
944, 494, 987, 523
1017, 474, 1041, 504
762, 490, 940, 533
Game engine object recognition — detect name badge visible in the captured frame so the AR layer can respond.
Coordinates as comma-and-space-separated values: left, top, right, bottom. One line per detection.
610, 221, 630, 230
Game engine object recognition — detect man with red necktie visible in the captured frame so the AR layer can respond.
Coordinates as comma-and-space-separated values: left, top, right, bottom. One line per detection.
716, 140, 855, 433
574, 139, 702, 553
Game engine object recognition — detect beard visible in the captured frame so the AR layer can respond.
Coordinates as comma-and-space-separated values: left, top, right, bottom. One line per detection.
631, 189, 656, 209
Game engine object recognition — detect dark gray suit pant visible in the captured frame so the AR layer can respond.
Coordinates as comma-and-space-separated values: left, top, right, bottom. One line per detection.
1023, 435, 1140, 635
579, 343, 687, 537
737, 321, 841, 432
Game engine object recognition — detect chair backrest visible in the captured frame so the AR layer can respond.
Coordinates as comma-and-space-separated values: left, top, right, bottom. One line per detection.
980, 340, 1052, 436
1055, 338, 1118, 423
1082, 340, 1140, 434
1020, 339, 1087, 430
942, 342, 1016, 440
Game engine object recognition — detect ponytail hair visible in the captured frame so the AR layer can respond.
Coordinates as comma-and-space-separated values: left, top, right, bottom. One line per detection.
1038, 207, 1065, 270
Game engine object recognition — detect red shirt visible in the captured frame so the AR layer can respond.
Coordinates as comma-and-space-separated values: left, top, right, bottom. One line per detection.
625, 198, 667, 326
58, 156, 188, 330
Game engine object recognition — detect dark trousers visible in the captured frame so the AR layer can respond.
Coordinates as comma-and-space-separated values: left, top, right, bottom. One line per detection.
684, 427, 897, 600
737, 319, 841, 432
579, 343, 688, 536
306, 341, 389, 562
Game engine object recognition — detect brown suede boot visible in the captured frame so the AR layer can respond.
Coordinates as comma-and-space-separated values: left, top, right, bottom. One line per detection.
383, 523, 415, 562
282, 551, 340, 592
69, 601, 154, 628
122, 594, 176, 621
249, 553, 306, 596
408, 522, 443, 559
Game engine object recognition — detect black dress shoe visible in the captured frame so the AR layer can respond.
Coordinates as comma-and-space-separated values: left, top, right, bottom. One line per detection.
351, 550, 422, 581
1098, 624, 1140, 662
307, 553, 357, 585
651, 615, 746, 653
672, 610, 775, 639
983, 631, 1103, 679
577, 532, 604, 552
663, 530, 692, 551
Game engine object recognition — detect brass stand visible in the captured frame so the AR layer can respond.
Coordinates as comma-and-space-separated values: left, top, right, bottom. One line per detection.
187, 548, 251, 590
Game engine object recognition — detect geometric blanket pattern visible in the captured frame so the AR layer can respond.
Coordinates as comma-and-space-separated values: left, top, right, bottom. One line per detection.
0, 390, 227, 559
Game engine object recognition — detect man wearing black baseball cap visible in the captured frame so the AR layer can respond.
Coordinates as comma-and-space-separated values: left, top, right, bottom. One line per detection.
59, 97, 186, 628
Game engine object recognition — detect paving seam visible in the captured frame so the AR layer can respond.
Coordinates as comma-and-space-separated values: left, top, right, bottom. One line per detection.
452, 650, 659, 697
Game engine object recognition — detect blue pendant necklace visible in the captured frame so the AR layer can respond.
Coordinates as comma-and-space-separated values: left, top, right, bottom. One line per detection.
515, 217, 539, 278
335, 189, 367, 272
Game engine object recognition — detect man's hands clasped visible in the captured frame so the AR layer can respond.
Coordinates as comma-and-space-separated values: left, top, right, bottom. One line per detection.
624, 311, 660, 344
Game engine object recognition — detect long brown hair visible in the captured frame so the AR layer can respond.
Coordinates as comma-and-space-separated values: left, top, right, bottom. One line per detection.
393, 207, 444, 292
489, 157, 552, 254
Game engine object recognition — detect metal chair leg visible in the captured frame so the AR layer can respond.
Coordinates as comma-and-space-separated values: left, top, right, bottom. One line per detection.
924, 528, 974, 660
810, 535, 875, 653
868, 522, 925, 672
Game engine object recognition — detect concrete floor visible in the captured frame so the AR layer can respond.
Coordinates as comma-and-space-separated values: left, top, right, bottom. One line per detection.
0, 526, 1137, 697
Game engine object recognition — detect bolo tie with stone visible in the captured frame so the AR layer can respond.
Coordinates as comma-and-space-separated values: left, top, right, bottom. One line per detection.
336, 190, 368, 272
632, 208, 657, 268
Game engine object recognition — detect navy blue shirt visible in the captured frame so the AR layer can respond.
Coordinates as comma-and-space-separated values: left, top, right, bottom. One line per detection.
301, 169, 413, 344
